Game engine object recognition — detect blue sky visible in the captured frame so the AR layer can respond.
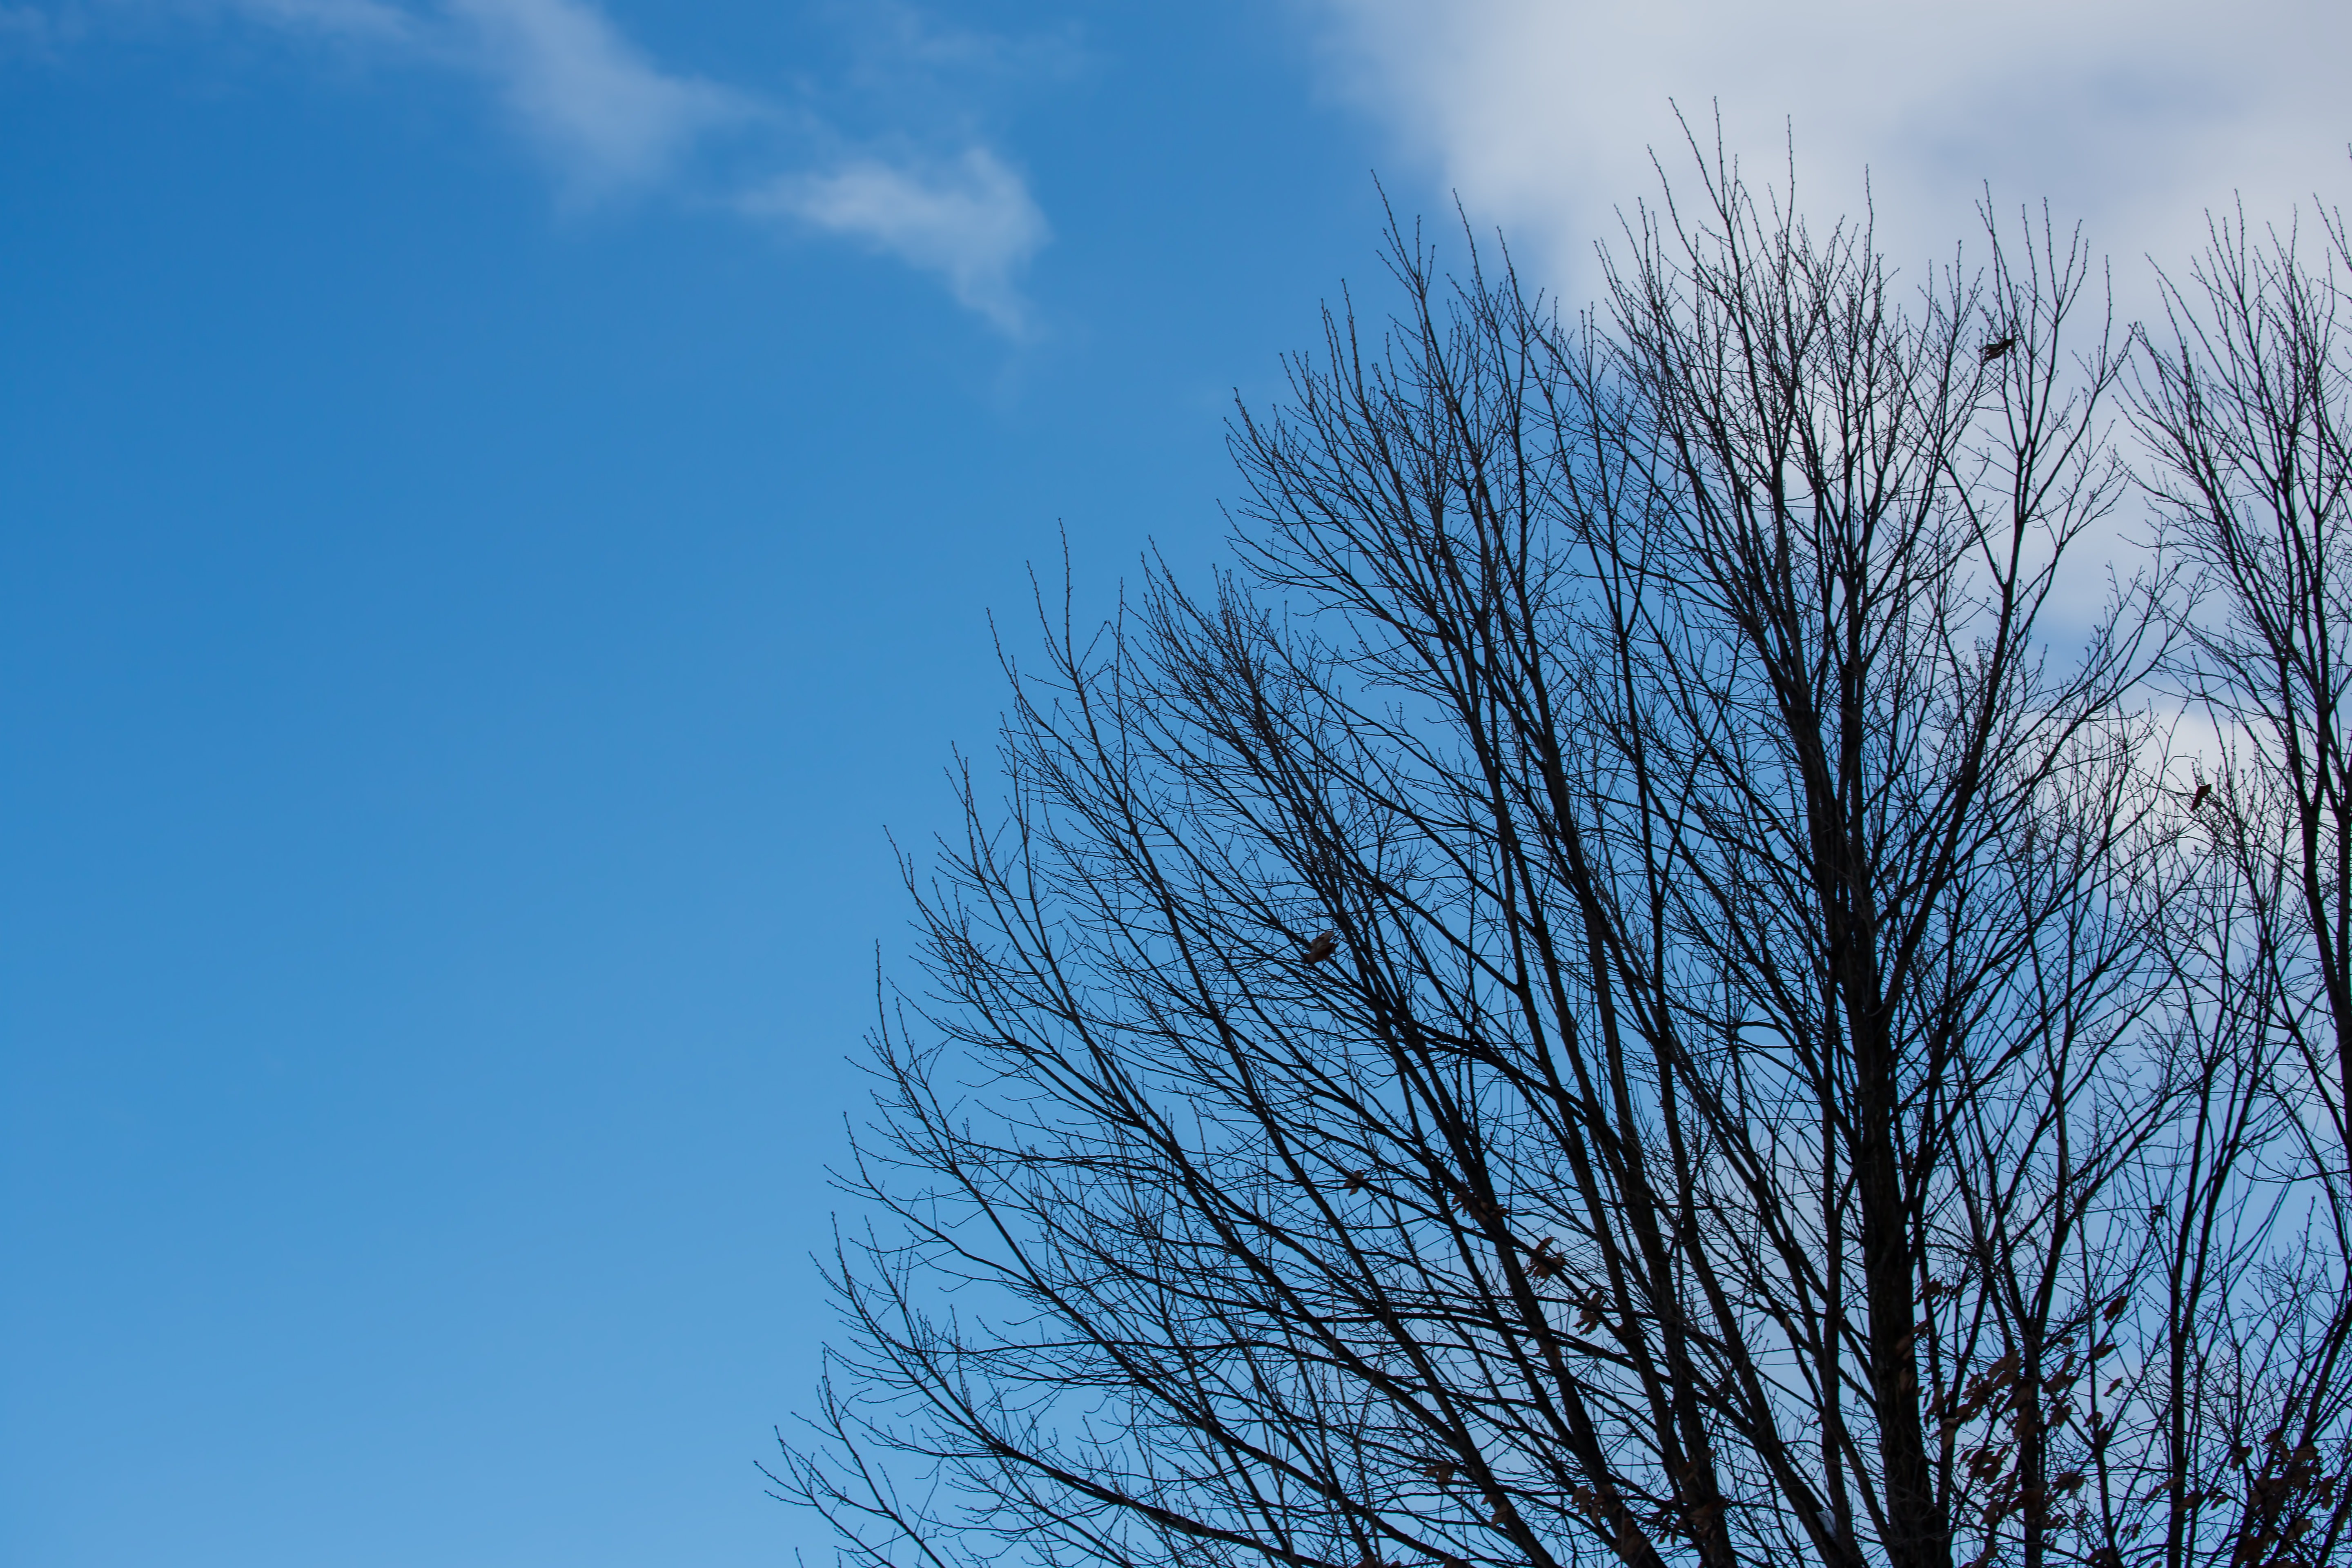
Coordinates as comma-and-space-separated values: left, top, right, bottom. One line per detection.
1, 3, 2344, 1566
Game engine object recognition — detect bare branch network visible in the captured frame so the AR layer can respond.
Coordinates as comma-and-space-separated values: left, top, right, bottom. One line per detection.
774, 152, 2352, 1568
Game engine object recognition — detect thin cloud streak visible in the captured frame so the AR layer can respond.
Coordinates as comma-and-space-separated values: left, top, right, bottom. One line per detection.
116, 0, 1052, 330
227, 0, 735, 194
226, 0, 415, 44
743, 148, 1049, 336
443, 0, 746, 198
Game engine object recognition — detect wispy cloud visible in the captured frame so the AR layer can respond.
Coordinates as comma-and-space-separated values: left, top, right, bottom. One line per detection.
209, 0, 753, 195
838, 2, 1088, 90
441, 0, 746, 198
1311, 0, 2352, 311
225, 0, 415, 45
27, 0, 1054, 331
743, 148, 1049, 335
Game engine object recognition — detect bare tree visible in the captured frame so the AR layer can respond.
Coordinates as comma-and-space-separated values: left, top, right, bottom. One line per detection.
775, 154, 2349, 1568
2126, 200, 2352, 1568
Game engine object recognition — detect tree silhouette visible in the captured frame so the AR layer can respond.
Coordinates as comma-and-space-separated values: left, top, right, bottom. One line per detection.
777, 151, 2352, 1568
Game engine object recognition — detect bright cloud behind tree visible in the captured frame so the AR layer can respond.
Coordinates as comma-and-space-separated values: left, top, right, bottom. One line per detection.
1312, 0, 2351, 312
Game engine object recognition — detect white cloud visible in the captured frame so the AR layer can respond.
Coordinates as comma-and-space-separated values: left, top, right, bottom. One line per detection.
743, 147, 1049, 334
1310, 0, 2352, 312
207, 0, 743, 188
1309, 1, 2352, 631
68, 0, 1054, 328
440, 0, 746, 197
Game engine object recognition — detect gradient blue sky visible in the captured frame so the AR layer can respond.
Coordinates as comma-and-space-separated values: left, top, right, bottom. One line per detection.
2, 3, 2344, 1566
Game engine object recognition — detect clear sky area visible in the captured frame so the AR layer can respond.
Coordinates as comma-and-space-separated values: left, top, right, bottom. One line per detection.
2, 3, 2345, 1565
